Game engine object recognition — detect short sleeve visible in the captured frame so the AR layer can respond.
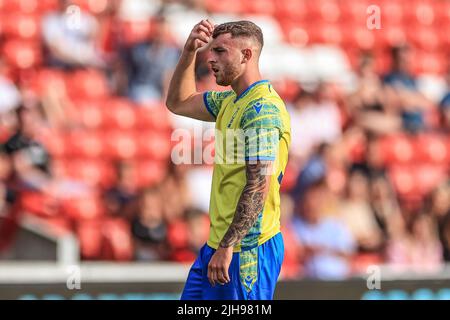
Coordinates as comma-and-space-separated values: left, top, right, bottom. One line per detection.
240, 99, 283, 161
203, 90, 234, 119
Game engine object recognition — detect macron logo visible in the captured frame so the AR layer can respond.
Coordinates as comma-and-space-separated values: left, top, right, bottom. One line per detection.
253, 102, 262, 114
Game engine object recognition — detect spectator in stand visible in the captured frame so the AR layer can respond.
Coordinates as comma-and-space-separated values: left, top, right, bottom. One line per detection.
369, 173, 403, 240
280, 193, 303, 279
169, 207, 210, 263
439, 67, 450, 132
161, 164, 189, 224
120, 14, 180, 103
425, 183, 450, 261
41, 0, 105, 69
104, 161, 139, 221
131, 185, 168, 261
407, 214, 443, 273
288, 84, 342, 162
0, 58, 21, 115
386, 212, 443, 273
382, 44, 433, 133
347, 52, 401, 135
292, 180, 356, 279
3, 105, 53, 192
339, 168, 384, 253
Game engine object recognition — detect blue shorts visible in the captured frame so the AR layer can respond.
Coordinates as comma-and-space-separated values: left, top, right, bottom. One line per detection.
181, 232, 284, 300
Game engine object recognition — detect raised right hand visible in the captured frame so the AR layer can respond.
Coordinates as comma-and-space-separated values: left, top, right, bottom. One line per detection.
184, 19, 215, 53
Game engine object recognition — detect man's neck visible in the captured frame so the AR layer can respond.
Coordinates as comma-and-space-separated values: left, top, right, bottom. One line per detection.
231, 70, 262, 98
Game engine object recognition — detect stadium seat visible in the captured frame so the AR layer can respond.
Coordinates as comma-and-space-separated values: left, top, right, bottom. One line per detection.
136, 131, 172, 161
104, 130, 138, 159
66, 69, 109, 100
307, 0, 341, 23
1, 13, 41, 40
134, 160, 168, 188
274, 0, 308, 21
167, 219, 189, 250
70, 0, 109, 15
2, 40, 42, 69
414, 134, 449, 165
66, 159, 116, 188
69, 131, 106, 159
102, 218, 134, 261
388, 165, 419, 198
378, 134, 415, 165
118, 20, 152, 46
416, 164, 448, 196
244, 0, 276, 16
76, 219, 104, 259
204, 0, 245, 14
76, 99, 105, 130
102, 98, 137, 130
135, 104, 172, 132
61, 192, 105, 220
19, 191, 58, 218
0, 0, 40, 14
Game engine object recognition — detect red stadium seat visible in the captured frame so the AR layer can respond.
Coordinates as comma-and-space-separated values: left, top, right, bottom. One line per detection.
134, 160, 168, 188
135, 103, 172, 132
414, 134, 449, 165
167, 219, 189, 250
76, 219, 104, 259
274, 0, 308, 21
379, 134, 415, 165
66, 69, 109, 100
416, 164, 448, 195
0, 0, 40, 14
308, 22, 343, 46
27, 68, 67, 95
136, 131, 172, 161
19, 191, 58, 218
204, 0, 245, 14
389, 163, 447, 199
102, 99, 137, 130
388, 165, 419, 198
278, 20, 310, 47
75, 99, 105, 129
61, 192, 105, 220
2, 40, 42, 69
70, 0, 109, 15
307, 0, 341, 23
244, 0, 276, 15
118, 20, 152, 46
69, 131, 106, 159
102, 218, 134, 261
66, 159, 116, 188
0, 13, 41, 40
104, 131, 138, 159
43, 131, 69, 158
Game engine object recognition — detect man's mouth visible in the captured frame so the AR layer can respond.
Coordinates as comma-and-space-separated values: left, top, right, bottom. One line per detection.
211, 67, 219, 73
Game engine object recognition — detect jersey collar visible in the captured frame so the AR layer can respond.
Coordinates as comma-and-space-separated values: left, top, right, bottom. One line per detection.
233, 79, 270, 103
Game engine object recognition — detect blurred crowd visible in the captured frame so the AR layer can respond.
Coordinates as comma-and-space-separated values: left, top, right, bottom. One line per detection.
0, 0, 449, 280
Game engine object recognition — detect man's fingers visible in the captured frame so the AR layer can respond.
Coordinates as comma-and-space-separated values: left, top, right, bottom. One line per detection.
202, 19, 214, 33
194, 32, 210, 44
217, 269, 228, 285
197, 24, 212, 36
223, 268, 230, 283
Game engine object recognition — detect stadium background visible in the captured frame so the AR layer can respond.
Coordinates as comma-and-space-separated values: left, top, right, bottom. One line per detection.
0, 0, 449, 300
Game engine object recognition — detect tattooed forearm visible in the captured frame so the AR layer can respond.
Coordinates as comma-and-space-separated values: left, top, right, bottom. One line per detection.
219, 160, 272, 248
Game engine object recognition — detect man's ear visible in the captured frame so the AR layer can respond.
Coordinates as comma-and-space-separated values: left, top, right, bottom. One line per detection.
241, 48, 252, 63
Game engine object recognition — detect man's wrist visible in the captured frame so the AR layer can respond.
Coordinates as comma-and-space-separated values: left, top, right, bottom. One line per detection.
218, 243, 234, 250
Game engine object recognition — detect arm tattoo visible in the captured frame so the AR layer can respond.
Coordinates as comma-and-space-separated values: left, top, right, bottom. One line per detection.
219, 160, 272, 248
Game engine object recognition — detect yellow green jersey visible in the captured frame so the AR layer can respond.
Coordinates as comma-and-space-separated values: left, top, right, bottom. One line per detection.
203, 79, 291, 252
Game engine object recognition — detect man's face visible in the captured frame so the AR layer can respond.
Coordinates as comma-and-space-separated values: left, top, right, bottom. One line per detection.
207, 33, 243, 86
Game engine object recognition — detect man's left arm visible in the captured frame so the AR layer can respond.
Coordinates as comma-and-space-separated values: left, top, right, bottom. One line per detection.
207, 159, 273, 286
